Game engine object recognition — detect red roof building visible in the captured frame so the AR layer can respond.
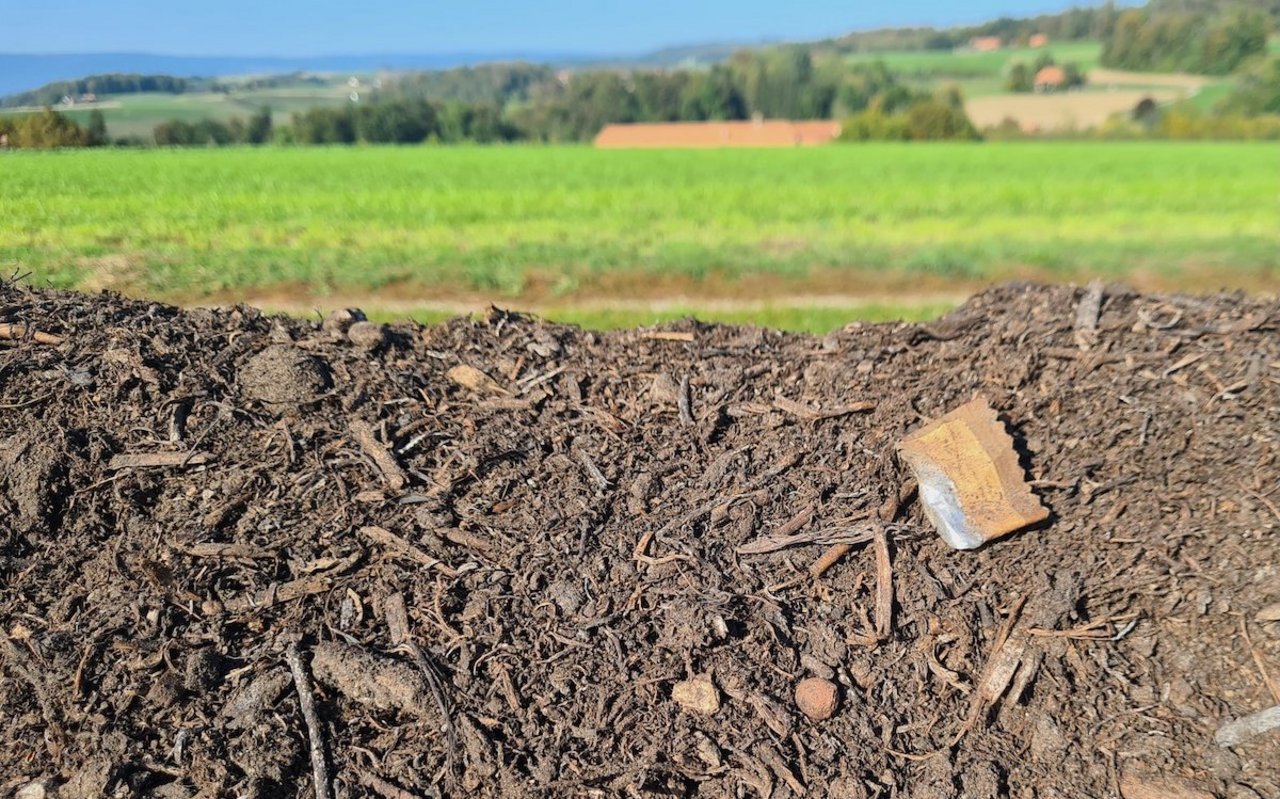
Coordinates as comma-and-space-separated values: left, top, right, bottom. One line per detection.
594, 120, 842, 149
1034, 66, 1068, 92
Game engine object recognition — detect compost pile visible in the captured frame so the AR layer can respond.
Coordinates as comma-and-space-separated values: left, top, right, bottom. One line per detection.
1, 281, 1278, 799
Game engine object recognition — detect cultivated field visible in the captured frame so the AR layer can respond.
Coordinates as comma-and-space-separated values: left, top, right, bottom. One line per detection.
965, 89, 1184, 130
2, 143, 1275, 329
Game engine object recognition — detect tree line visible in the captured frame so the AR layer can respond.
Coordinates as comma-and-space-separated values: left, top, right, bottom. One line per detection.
1100, 7, 1271, 75
1, 74, 193, 108
0, 107, 108, 148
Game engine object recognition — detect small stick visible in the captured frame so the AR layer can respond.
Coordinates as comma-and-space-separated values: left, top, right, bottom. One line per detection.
810, 481, 915, 579
383, 592, 410, 646
359, 525, 458, 577
872, 524, 893, 641
356, 772, 422, 799
809, 542, 852, 578
286, 642, 333, 799
0, 323, 64, 345
349, 420, 408, 491
677, 375, 694, 426
1241, 618, 1280, 705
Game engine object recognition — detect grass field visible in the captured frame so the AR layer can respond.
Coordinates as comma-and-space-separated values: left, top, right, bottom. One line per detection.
30, 80, 356, 139
2, 144, 1275, 330
846, 41, 1103, 80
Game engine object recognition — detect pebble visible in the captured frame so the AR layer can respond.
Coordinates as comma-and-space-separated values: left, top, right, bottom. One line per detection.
795, 677, 839, 721
672, 676, 721, 715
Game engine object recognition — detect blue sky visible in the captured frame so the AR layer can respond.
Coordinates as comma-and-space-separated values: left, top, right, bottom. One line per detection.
1, 1, 1105, 56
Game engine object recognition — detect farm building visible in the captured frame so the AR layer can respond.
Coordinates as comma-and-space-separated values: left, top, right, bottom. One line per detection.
1034, 66, 1068, 92
1028, 33, 1049, 48
969, 36, 1003, 52
594, 120, 842, 149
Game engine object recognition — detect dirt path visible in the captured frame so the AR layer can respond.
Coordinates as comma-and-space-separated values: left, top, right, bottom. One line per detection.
224, 291, 966, 318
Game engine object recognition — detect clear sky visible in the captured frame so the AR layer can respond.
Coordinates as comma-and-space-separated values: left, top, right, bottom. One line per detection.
0, 1, 1107, 57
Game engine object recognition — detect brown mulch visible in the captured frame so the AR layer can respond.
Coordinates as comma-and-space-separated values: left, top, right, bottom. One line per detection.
1, 281, 1278, 799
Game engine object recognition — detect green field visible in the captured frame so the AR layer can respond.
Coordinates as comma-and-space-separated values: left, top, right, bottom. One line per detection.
848, 42, 1103, 98
847, 41, 1102, 78
2, 144, 1275, 330
39, 80, 355, 139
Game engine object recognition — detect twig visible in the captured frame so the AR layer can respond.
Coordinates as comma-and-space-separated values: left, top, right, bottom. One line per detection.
359, 525, 458, 577
954, 594, 1029, 744
0, 322, 64, 345
734, 504, 816, 554
382, 590, 459, 773
772, 397, 875, 421
740, 522, 873, 556
809, 542, 853, 578
578, 450, 610, 489
809, 480, 915, 578
350, 420, 408, 491
1241, 618, 1280, 705
286, 642, 333, 799
223, 576, 333, 613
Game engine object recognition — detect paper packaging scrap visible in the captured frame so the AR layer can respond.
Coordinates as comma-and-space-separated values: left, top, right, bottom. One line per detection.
896, 396, 1048, 550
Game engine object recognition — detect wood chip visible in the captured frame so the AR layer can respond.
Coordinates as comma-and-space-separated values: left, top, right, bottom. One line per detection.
222, 576, 333, 614
180, 543, 276, 560
349, 420, 408, 491
108, 451, 213, 469
640, 331, 694, 342
872, 524, 893, 641
773, 397, 875, 420
1119, 775, 1215, 799
447, 364, 507, 395
1257, 603, 1280, 623
1215, 704, 1280, 747
1074, 278, 1104, 350
0, 323, 64, 346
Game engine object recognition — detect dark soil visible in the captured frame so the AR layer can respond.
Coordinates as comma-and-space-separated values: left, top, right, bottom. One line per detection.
1, 281, 1278, 799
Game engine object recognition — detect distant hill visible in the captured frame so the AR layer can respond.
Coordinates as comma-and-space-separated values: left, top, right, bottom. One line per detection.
0, 52, 597, 97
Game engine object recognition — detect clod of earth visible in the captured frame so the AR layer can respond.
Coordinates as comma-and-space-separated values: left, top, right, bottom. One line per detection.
310, 640, 440, 723
347, 320, 387, 351
794, 677, 839, 721
896, 395, 1048, 550
1, 281, 1278, 798
238, 344, 332, 406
